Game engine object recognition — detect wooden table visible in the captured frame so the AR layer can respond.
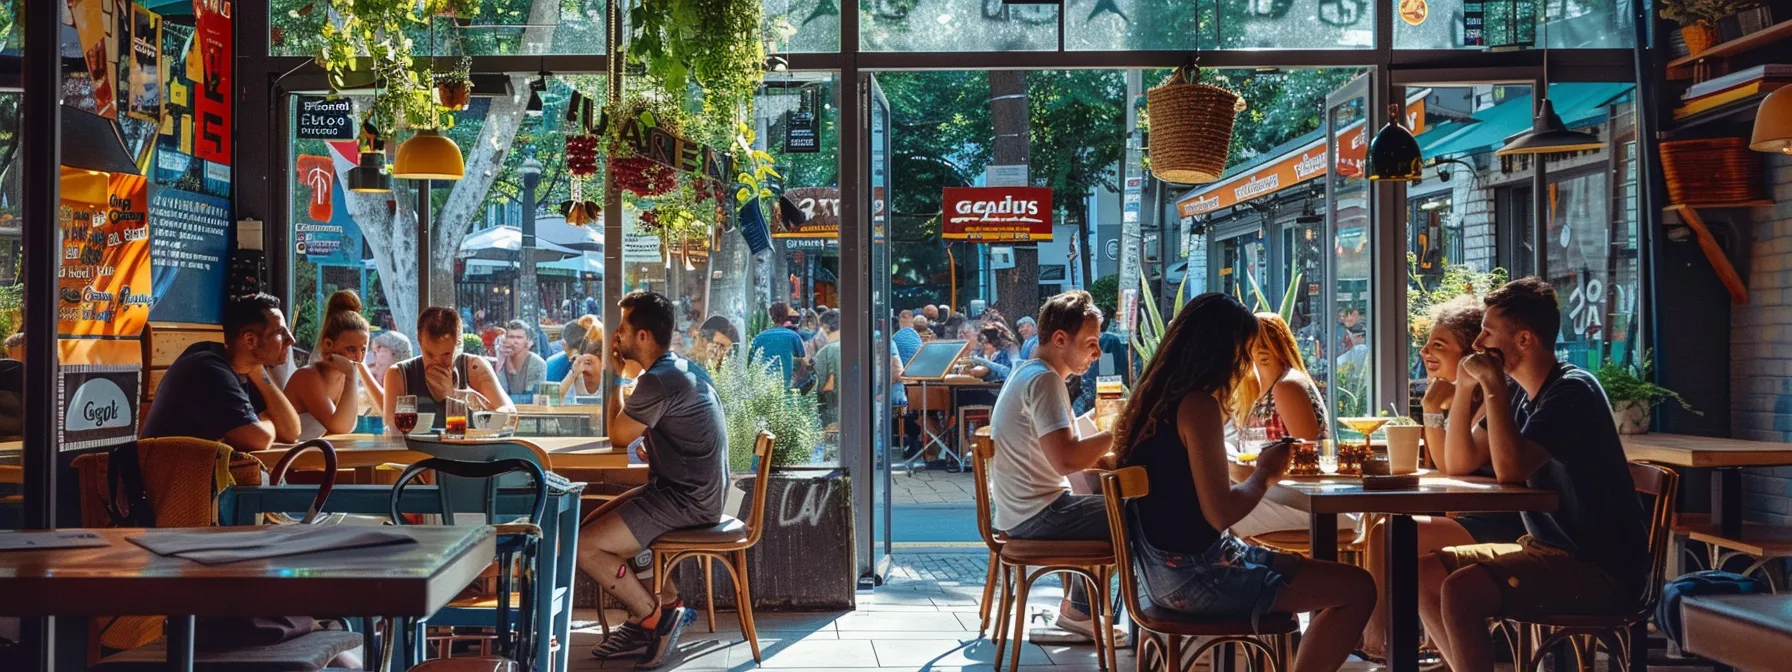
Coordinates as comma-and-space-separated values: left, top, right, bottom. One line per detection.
1623, 433, 1792, 538
898, 376, 1001, 473
251, 433, 626, 472
1268, 474, 1558, 672
1681, 594, 1792, 672
0, 525, 494, 672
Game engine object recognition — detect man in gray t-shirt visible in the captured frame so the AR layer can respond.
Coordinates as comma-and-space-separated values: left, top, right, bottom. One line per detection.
578, 292, 727, 667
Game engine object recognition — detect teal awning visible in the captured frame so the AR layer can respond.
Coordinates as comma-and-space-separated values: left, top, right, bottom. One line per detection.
1419, 83, 1632, 159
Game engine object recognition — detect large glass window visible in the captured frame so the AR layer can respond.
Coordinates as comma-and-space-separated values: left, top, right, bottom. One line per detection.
271, 2, 608, 56
861, 1, 1059, 52
1394, 0, 1635, 50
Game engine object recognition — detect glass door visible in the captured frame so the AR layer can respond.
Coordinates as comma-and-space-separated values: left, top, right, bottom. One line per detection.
1323, 74, 1373, 429
867, 74, 895, 583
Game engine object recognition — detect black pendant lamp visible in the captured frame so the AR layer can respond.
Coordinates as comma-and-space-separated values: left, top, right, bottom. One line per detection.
525, 72, 548, 117
1496, 7, 1599, 157
1366, 103, 1423, 182
347, 121, 392, 193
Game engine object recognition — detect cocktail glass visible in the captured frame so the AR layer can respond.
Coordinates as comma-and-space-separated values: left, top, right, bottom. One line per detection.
1337, 417, 1391, 476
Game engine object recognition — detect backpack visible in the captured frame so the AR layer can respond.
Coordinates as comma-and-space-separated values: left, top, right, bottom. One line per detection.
1653, 570, 1771, 650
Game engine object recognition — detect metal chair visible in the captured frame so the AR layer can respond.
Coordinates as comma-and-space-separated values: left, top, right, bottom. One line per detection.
392, 457, 550, 671
1500, 461, 1680, 672
969, 430, 1119, 672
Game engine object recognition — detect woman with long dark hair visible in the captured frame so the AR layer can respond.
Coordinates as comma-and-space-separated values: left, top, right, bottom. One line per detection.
1113, 293, 1374, 672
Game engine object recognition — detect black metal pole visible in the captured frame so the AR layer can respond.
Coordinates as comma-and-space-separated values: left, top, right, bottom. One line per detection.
418, 180, 432, 311
21, 0, 62, 667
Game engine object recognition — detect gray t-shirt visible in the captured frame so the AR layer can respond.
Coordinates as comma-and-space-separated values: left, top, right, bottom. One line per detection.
496, 352, 547, 399
623, 353, 729, 515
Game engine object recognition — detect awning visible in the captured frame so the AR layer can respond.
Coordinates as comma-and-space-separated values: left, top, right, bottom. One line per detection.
457, 225, 581, 261
1420, 83, 1632, 159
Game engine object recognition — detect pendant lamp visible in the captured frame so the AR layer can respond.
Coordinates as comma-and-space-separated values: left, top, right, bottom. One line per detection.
347, 150, 393, 193
1366, 103, 1424, 182
1750, 86, 1792, 154
393, 128, 464, 180
1496, 7, 1600, 157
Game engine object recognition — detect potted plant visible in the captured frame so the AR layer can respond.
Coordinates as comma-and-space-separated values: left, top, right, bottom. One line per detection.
1661, 0, 1749, 54
434, 56, 472, 111
1595, 354, 1698, 435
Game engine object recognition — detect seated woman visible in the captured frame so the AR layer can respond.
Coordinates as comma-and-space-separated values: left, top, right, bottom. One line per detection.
284, 290, 387, 440
965, 324, 1015, 384
1228, 313, 1358, 538
557, 317, 606, 405
383, 306, 514, 432
1114, 294, 1374, 672
1359, 294, 1526, 659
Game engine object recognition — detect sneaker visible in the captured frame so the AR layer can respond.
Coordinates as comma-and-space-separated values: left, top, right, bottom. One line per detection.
635, 606, 690, 670
590, 622, 652, 659
1047, 610, 1130, 647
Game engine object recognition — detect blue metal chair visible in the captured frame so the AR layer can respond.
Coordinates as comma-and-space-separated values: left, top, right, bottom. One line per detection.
391, 457, 549, 671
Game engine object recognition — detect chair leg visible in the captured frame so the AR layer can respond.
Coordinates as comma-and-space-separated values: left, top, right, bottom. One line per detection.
993, 563, 1015, 666
1098, 566, 1118, 672
1077, 571, 1108, 672
1164, 634, 1182, 672
979, 550, 999, 638
1009, 568, 1038, 672
732, 549, 762, 663
703, 555, 717, 633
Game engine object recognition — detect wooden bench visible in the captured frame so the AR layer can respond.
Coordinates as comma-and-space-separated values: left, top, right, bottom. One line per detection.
1682, 594, 1792, 672
141, 322, 225, 421
1672, 513, 1792, 590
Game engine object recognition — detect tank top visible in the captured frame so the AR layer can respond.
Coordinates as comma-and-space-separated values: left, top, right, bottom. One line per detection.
1244, 370, 1330, 440
1125, 416, 1222, 555
397, 354, 473, 430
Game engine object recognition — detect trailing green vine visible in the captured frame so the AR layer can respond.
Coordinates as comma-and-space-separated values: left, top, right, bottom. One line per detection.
313, 0, 478, 132
627, 0, 767, 115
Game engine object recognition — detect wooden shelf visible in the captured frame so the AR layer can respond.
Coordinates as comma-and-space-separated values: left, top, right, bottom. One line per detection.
1669, 20, 1792, 76
1669, 89, 1773, 133
1666, 204, 1759, 305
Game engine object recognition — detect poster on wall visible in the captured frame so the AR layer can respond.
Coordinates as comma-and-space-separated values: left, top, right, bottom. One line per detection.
59, 174, 153, 338
772, 187, 840, 238
58, 366, 141, 452
149, 187, 231, 324
192, 0, 234, 166
129, 6, 163, 122
70, 0, 118, 118
112, 0, 133, 118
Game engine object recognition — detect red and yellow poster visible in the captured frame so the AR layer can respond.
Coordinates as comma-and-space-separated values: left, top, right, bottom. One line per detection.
70, 0, 118, 119
59, 173, 153, 339
193, 0, 234, 165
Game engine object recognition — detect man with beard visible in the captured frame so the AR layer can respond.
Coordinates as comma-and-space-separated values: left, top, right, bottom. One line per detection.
579, 291, 727, 669
143, 293, 302, 451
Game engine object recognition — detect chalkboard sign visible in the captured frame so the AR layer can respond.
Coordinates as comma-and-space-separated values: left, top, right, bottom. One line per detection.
902, 340, 970, 381
785, 110, 819, 153
296, 96, 355, 140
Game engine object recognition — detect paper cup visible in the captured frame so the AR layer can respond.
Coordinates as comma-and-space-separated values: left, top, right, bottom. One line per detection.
1384, 425, 1424, 474
414, 412, 436, 433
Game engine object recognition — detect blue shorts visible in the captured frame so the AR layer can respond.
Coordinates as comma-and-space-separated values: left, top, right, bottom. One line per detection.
1133, 524, 1299, 631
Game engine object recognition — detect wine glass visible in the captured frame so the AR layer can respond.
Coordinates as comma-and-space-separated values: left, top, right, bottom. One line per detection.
394, 395, 419, 435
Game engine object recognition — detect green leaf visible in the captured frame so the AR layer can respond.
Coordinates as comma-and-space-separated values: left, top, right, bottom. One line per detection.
750, 150, 775, 163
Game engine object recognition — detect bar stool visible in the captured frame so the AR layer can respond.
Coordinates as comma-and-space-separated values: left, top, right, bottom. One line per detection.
969, 429, 1119, 672
1100, 466, 1298, 672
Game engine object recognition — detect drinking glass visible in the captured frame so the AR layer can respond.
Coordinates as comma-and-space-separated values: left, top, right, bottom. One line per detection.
444, 397, 469, 439
1237, 426, 1268, 462
394, 395, 419, 435
1317, 439, 1339, 475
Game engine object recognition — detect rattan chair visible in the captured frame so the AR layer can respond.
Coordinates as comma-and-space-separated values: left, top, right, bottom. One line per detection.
1500, 461, 1679, 672
969, 428, 1119, 672
1100, 467, 1299, 672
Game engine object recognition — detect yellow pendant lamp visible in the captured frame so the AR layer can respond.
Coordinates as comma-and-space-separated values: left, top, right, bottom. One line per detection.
393, 128, 465, 180
1750, 86, 1792, 154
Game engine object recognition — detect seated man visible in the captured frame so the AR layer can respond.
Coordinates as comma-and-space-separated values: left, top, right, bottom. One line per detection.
494, 318, 547, 401
142, 293, 302, 452
579, 291, 727, 669
1418, 277, 1649, 672
988, 290, 1117, 642
382, 307, 514, 431
545, 319, 588, 384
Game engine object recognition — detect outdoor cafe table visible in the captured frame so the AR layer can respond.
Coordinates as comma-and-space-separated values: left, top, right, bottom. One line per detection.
250, 433, 628, 472
1622, 433, 1792, 538
0, 525, 494, 672
1266, 474, 1558, 672
1681, 593, 1792, 672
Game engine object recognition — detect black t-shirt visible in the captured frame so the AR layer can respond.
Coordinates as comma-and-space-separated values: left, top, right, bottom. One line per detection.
1508, 362, 1649, 594
141, 342, 267, 442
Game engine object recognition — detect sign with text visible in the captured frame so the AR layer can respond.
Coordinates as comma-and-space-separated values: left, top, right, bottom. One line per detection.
613, 116, 733, 184
296, 97, 356, 140
59, 173, 153, 338
149, 187, 231, 324
774, 187, 840, 238
784, 110, 819, 153
59, 366, 140, 452
128, 5, 163, 121
941, 187, 1053, 242
193, 0, 233, 166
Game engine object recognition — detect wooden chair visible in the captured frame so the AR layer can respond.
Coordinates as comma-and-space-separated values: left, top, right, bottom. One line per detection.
1502, 462, 1679, 672
1100, 467, 1297, 672
969, 430, 1119, 672
646, 430, 776, 663
969, 428, 1006, 641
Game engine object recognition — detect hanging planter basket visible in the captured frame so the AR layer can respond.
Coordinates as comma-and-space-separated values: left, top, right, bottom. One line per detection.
1147, 64, 1244, 185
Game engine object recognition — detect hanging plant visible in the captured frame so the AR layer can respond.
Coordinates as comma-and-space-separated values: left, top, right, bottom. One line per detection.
627, 0, 766, 114
314, 0, 478, 133
434, 56, 472, 111
603, 91, 684, 198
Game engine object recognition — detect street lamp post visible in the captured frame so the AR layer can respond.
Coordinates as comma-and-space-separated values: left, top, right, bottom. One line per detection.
519, 156, 543, 330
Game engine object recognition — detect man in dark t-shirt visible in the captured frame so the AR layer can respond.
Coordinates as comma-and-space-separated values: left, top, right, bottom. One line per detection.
142, 294, 301, 452
1418, 278, 1647, 672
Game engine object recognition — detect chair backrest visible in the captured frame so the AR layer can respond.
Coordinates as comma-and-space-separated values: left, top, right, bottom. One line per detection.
1630, 461, 1680, 609
742, 431, 776, 547
390, 457, 550, 527
1100, 467, 1154, 628
969, 427, 1000, 552
267, 439, 339, 524
405, 437, 552, 523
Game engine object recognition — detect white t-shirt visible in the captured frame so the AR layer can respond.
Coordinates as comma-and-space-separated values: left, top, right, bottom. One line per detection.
989, 359, 1075, 530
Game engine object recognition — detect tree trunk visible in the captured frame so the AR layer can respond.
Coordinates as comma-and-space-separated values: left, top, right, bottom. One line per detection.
988, 70, 1038, 320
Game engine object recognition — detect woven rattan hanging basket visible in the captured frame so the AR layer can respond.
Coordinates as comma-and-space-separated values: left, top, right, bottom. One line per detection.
1147, 65, 1243, 185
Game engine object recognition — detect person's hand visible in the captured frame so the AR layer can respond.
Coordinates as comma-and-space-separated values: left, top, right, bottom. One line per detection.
1459, 352, 1504, 387
608, 340, 629, 376
1254, 439, 1293, 481
424, 365, 455, 400
1422, 376, 1455, 412
635, 441, 649, 463
316, 353, 355, 375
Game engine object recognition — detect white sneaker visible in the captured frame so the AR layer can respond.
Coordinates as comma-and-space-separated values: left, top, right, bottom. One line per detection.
1027, 610, 1129, 647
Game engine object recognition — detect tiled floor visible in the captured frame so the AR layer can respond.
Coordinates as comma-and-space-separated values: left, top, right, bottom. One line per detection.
891, 469, 976, 506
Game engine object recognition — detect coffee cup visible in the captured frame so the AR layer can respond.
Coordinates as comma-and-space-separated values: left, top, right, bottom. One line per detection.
1384, 425, 1424, 475
413, 412, 436, 434
474, 410, 516, 431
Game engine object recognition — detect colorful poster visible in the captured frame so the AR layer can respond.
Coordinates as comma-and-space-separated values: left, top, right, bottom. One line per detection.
941, 187, 1054, 242
58, 366, 141, 452
113, 0, 133, 118
129, 6, 163, 122
296, 155, 335, 222
193, 0, 233, 166
70, 0, 117, 118
58, 174, 154, 338
149, 187, 231, 324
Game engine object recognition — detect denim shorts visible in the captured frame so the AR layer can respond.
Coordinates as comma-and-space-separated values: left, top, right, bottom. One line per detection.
1133, 521, 1298, 631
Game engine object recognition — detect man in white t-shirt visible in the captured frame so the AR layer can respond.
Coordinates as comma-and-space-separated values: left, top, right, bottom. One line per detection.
989, 289, 1113, 640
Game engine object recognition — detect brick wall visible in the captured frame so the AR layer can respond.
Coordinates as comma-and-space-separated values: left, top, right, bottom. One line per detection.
1730, 152, 1792, 525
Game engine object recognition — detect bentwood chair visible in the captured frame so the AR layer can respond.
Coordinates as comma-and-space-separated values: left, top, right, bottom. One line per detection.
969, 429, 1119, 672
1500, 461, 1679, 672
1100, 467, 1298, 672
646, 430, 776, 663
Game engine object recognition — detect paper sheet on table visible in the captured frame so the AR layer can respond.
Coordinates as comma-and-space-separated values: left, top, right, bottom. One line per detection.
0, 531, 111, 551
1074, 412, 1099, 438
129, 526, 418, 565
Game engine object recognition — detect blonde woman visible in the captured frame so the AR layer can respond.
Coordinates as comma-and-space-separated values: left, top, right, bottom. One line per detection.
1229, 313, 1356, 537
284, 290, 386, 439
557, 316, 606, 404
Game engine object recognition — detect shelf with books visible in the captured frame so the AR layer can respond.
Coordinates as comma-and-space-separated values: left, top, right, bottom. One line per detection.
1669, 88, 1773, 133
1668, 20, 1792, 81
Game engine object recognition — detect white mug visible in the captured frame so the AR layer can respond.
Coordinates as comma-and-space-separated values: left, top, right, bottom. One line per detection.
474, 410, 516, 430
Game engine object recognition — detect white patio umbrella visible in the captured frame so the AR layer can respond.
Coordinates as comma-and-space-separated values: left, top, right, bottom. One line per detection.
457, 225, 581, 261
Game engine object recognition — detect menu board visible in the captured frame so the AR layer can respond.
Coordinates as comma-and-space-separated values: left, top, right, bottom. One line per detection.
58, 174, 153, 338
149, 187, 231, 324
